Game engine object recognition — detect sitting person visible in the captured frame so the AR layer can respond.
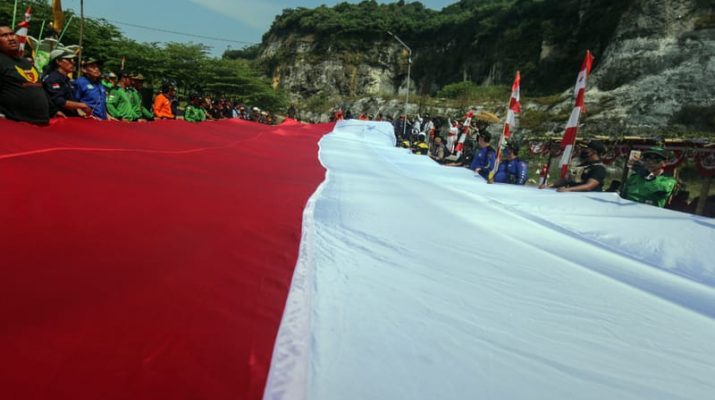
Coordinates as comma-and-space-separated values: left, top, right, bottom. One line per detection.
153, 84, 176, 120
42, 49, 91, 117
493, 142, 528, 185
411, 133, 429, 155
429, 136, 446, 163
470, 131, 497, 179
184, 93, 207, 123
0, 23, 53, 124
541, 140, 607, 192
73, 57, 109, 120
107, 73, 140, 121
621, 147, 677, 208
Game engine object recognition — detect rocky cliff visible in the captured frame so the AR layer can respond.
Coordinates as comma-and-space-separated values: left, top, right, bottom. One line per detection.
258, 0, 715, 135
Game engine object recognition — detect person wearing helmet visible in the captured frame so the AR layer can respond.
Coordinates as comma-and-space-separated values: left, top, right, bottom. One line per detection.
621, 147, 677, 208
42, 48, 92, 117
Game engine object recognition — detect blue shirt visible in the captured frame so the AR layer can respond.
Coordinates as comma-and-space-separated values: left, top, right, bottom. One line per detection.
74, 76, 107, 119
470, 146, 496, 179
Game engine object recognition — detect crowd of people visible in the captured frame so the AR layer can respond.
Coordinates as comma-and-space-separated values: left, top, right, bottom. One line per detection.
0, 24, 276, 126
384, 110, 679, 210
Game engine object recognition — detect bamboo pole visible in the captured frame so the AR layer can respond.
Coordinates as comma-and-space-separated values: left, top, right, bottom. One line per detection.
11, 0, 19, 28
77, 0, 84, 78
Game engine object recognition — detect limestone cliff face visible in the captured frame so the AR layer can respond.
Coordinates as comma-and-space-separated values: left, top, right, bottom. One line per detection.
259, 0, 715, 133
260, 34, 409, 101
586, 0, 715, 133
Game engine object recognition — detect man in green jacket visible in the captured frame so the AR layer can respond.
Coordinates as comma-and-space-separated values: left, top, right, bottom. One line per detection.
184, 93, 207, 123
128, 73, 154, 120
621, 146, 678, 208
107, 73, 140, 121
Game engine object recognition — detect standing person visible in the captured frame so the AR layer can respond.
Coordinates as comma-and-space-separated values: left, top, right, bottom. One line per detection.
107, 73, 139, 121
73, 57, 109, 120
541, 140, 607, 192
470, 131, 497, 180
128, 73, 153, 120
446, 118, 459, 154
153, 83, 175, 120
42, 49, 91, 117
621, 147, 677, 208
0, 23, 53, 124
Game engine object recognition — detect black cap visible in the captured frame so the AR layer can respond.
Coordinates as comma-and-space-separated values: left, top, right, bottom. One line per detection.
480, 131, 492, 143
587, 140, 606, 155
506, 141, 520, 154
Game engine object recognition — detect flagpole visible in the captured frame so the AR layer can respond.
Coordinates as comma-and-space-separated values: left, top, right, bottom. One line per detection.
11, 0, 19, 28
77, 0, 84, 78
57, 15, 74, 41
38, 20, 46, 40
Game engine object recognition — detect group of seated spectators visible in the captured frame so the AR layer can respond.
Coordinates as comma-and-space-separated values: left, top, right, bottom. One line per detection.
0, 23, 275, 125
391, 111, 680, 210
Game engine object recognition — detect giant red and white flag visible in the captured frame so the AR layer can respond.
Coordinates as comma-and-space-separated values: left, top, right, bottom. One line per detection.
559, 50, 594, 178
1, 118, 713, 400
489, 70, 521, 182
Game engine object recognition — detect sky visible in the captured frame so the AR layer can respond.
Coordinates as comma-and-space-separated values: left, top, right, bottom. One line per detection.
59, 0, 457, 56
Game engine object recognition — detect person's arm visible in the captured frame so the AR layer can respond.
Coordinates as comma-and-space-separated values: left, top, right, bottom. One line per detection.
557, 178, 600, 192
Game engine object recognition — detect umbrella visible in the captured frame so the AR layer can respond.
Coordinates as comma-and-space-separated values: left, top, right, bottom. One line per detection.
475, 111, 500, 124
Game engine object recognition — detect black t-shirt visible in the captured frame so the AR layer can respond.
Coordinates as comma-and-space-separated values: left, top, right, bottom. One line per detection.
0, 53, 51, 124
571, 160, 607, 191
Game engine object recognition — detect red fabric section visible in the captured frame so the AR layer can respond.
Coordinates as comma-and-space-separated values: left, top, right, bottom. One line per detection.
0, 118, 331, 400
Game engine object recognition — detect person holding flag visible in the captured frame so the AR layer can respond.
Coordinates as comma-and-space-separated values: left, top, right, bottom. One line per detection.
489, 71, 521, 183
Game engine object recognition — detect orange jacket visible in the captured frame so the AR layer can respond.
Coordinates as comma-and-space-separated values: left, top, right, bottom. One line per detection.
153, 93, 174, 119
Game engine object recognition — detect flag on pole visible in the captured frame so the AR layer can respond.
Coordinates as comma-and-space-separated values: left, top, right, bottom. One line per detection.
558, 50, 594, 179
489, 71, 521, 183
52, 0, 64, 33
14, 7, 32, 57
452, 109, 474, 159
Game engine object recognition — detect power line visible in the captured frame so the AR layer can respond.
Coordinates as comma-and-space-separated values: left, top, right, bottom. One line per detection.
92, 16, 260, 46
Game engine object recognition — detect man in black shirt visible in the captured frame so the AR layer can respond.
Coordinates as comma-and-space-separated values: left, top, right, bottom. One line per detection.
0, 24, 52, 124
542, 140, 608, 192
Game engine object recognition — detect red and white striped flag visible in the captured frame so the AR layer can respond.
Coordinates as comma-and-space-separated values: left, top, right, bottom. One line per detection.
452, 109, 474, 158
15, 7, 32, 57
489, 71, 521, 182
559, 50, 594, 178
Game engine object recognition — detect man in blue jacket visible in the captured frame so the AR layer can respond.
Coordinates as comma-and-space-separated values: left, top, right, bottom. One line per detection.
74, 57, 109, 120
470, 131, 497, 179
494, 142, 529, 185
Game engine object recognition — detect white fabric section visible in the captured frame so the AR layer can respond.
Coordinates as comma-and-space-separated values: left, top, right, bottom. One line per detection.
566, 106, 582, 128
506, 109, 516, 127
574, 70, 587, 98
265, 121, 715, 400
560, 144, 574, 167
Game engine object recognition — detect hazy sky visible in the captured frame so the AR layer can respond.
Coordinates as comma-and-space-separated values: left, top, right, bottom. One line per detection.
60, 0, 457, 55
